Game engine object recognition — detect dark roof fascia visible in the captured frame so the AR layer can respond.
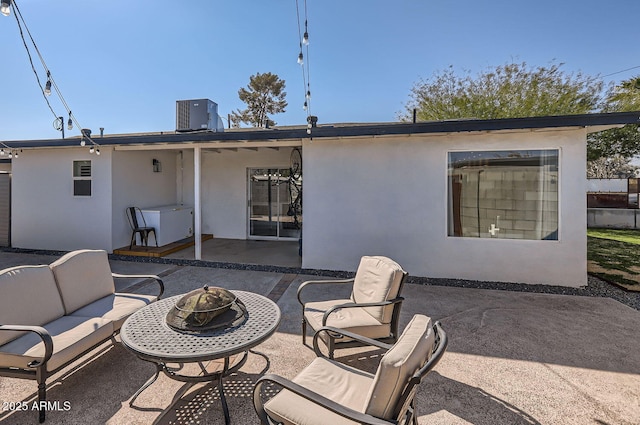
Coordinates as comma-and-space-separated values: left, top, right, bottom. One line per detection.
4, 111, 639, 149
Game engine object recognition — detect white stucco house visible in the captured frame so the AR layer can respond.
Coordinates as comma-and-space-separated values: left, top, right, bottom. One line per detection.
3, 111, 639, 287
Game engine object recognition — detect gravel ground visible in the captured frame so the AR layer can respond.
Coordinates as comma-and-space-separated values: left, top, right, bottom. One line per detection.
5, 247, 640, 312
110, 253, 640, 312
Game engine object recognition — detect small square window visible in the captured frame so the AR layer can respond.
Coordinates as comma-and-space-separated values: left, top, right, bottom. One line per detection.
74, 180, 91, 196
73, 160, 92, 197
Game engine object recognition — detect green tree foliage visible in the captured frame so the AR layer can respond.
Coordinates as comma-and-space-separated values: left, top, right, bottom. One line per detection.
231, 72, 287, 128
587, 155, 638, 179
587, 76, 640, 161
401, 62, 603, 121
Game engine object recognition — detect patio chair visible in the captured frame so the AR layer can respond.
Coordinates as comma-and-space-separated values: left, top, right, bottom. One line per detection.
297, 256, 407, 358
253, 314, 447, 425
126, 207, 157, 249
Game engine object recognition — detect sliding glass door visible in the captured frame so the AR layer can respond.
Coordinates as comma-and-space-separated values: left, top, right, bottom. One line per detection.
248, 168, 302, 240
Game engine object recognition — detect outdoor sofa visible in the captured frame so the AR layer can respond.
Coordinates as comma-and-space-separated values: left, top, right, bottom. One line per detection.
0, 249, 164, 423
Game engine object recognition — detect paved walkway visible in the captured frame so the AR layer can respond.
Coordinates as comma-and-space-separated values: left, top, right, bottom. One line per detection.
0, 251, 639, 424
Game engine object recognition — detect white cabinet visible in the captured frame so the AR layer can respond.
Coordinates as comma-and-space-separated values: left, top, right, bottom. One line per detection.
138, 205, 194, 246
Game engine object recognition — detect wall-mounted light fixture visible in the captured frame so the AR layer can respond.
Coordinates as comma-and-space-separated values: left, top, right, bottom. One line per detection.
152, 158, 162, 173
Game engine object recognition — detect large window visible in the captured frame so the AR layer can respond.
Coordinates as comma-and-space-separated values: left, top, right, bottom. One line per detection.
448, 150, 558, 240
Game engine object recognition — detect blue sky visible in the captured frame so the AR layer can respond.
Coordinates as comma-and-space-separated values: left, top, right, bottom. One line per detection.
1, 0, 640, 141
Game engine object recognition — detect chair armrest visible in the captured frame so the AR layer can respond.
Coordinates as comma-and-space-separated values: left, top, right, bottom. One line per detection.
0, 325, 53, 368
296, 278, 355, 306
313, 326, 393, 357
112, 273, 165, 299
322, 297, 404, 326
253, 374, 394, 425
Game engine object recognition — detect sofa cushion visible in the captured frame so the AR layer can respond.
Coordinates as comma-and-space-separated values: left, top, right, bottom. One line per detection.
0, 315, 114, 372
264, 357, 374, 425
0, 265, 65, 347
364, 314, 436, 419
350, 256, 405, 324
50, 250, 116, 314
304, 299, 392, 341
69, 293, 158, 331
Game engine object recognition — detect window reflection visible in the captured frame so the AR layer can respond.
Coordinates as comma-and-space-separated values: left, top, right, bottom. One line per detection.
447, 150, 558, 240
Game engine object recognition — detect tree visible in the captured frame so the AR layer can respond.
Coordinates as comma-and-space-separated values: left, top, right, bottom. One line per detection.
587, 155, 638, 179
587, 76, 640, 161
231, 72, 287, 128
400, 62, 604, 122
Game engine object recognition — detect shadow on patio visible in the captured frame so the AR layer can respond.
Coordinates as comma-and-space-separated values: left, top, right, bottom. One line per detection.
0, 255, 639, 424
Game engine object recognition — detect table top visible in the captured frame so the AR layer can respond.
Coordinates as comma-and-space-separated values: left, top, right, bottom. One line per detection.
121, 290, 281, 363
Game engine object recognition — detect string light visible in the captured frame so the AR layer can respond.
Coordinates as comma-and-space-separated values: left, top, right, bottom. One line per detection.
7, 0, 100, 152
0, 0, 11, 17
295, 0, 314, 134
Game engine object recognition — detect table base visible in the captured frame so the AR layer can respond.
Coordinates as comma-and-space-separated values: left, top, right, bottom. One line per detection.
129, 351, 249, 425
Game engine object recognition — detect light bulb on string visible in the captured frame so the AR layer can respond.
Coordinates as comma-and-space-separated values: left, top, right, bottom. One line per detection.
14, 151, 18, 159
303, 31, 309, 45
67, 113, 73, 131
303, 101, 308, 111
80, 138, 85, 147
0, 149, 4, 156
0, 0, 11, 17
95, 148, 100, 156
89, 146, 95, 154
297, 52, 304, 65
306, 90, 311, 99
44, 80, 52, 96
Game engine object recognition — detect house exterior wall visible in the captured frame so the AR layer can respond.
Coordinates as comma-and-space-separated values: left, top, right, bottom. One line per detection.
111, 150, 179, 250
194, 148, 293, 239
11, 148, 113, 251
301, 129, 587, 287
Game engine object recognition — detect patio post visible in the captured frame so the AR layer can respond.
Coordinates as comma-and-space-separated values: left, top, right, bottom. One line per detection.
194, 146, 202, 260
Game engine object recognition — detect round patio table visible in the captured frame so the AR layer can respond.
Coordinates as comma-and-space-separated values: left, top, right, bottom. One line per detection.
120, 290, 281, 424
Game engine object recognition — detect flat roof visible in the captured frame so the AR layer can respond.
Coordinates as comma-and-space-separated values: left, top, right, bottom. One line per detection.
2, 111, 639, 149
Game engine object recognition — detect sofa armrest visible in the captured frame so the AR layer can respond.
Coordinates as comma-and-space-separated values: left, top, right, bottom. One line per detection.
112, 273, 164, 299
254, 373, 394, 425
0, 325, 53, 368
297, 278, 355, 306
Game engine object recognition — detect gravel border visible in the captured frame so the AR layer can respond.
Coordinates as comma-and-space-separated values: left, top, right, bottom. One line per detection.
3, 247, 639, 312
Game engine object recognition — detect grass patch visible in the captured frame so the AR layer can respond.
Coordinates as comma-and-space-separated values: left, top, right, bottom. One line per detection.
587, 228, 640, 245
588, 228, 640, 290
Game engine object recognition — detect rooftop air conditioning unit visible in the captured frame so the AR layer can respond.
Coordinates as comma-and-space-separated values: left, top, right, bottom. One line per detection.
176, 99, 224, 132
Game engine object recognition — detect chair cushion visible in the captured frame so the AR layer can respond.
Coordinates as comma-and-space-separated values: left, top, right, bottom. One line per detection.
364, 314, 436, 419
69, 293, 158, 331
350, 256, 405, 323
0, 315, 114, 372
50, 250, 116, 314
264, 357, 374, 425
304, 299, 392, 341
0, 265, 65, 346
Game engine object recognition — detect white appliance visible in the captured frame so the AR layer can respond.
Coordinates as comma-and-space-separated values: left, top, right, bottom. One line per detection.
138, 205, 194, 246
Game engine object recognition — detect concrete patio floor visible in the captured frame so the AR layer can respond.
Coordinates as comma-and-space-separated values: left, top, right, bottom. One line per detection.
0, 251, 639, 424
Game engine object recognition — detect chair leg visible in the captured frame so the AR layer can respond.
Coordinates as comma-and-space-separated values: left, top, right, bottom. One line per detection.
36, 370, 46, 423
129, 232, 136, 250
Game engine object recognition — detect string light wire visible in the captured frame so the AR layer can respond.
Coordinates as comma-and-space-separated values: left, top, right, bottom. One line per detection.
295, 0, 313, 133
10, 0, 99, 150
